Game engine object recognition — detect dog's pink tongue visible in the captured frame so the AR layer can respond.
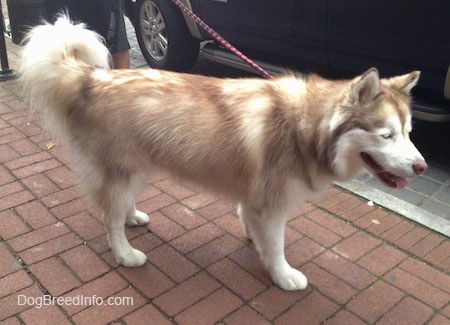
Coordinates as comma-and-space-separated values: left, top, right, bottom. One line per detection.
395, 177, 409, 189
379, 172, 409, 189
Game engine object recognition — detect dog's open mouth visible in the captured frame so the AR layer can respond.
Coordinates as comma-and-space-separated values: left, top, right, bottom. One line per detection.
360, 152, 409, 188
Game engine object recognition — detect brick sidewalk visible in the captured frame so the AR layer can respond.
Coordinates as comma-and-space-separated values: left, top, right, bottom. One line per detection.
0, 37, 450, 324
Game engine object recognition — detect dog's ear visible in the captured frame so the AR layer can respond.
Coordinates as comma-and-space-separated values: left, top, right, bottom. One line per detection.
349, 68, 381, 105
383, 71, 421, 94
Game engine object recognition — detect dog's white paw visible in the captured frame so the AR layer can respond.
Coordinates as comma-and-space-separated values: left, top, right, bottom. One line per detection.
116, 248, 147, 267
126, 210, 150, 226
272, 267, 308, 291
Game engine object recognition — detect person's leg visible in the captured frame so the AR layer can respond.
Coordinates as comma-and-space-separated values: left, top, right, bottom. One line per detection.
78, 0, 131, 69
109, 4, 131, 69
112, 49, 130, 69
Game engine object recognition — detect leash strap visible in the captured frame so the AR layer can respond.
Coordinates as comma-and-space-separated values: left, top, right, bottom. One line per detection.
169, 0, 273, 79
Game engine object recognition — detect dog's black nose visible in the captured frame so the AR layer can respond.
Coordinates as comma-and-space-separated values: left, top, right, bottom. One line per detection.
413, 159, 428, 175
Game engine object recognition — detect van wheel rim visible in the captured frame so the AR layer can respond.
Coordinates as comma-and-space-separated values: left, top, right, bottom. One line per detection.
140, 0, 168, 61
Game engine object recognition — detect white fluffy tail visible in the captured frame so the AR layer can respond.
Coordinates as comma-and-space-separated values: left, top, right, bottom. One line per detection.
19, 15, 110, 130
20, 14, 110, 73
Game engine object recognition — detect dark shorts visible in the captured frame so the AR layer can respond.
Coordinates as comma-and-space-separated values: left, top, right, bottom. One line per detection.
47, 0, 130, 53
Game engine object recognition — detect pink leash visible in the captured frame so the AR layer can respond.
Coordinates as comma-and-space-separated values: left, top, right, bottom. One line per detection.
169, 0, 273, 79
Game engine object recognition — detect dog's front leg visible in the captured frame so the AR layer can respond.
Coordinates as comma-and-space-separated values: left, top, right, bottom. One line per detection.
104, 203, 147, 267
238, 204, 308, 291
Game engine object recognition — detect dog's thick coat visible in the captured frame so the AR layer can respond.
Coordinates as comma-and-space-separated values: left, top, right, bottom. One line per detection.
20, 16, 427, 291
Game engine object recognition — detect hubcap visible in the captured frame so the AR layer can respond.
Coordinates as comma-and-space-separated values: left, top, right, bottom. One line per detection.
140, 0, 168, 61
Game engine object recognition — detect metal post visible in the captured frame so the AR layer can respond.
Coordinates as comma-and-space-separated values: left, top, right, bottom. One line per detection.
0, 1, 16, 80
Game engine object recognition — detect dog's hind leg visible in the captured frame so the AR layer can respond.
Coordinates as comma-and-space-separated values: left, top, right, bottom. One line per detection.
236, 204, 250, 239
125, 175, 150, 227
238, 204, 308, 291
100, 176, 147, 267
126, 206, 150, 226
73, 152, 147, 267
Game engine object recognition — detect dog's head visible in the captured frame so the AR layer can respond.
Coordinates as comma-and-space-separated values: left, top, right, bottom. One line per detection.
331, 68, 427, 188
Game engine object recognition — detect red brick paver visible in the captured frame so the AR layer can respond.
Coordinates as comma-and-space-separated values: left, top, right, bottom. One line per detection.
0, 31, 449, 325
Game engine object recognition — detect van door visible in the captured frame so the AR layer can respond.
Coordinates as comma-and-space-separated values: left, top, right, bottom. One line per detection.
327, 0, 450, 98
199, 0, 327, 66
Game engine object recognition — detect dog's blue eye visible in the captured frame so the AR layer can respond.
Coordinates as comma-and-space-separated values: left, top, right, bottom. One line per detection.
381, 133, 393, 139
